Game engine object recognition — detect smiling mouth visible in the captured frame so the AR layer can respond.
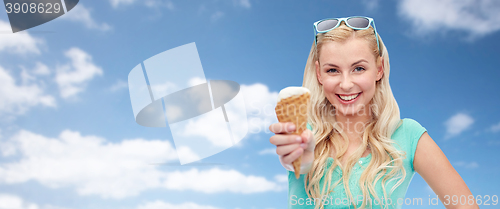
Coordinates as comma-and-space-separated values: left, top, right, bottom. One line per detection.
337, 93, 360, 101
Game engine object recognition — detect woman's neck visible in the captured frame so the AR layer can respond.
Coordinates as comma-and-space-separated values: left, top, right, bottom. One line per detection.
334, 111, 372, 141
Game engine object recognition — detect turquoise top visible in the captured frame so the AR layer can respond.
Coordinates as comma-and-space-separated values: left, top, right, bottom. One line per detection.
288, 118, 427, 209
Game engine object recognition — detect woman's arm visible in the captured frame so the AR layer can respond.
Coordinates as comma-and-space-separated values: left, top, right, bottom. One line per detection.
414, 132, 480, 209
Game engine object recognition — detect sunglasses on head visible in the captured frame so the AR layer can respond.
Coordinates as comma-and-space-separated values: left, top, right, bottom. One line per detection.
313, 16, 381, 56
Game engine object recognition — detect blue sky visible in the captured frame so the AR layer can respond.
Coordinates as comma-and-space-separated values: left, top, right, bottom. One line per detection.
0, 0, 499, 208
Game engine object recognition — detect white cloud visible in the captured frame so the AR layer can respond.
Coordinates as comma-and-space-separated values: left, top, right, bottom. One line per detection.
165, 105, 183, 122
0, 129, 178, 199
0, 193, 71, 209
110, 0, 135, 7
20, 69, 36, 85
0, 194, 39, 209
0, 129, 284, 199
234, 0, 251, 9
211, 11, 224, 22
55, 47, 103, 98
189, 77, 206, 86
137, 201, 221, 209
258, 148, 276, 155
274, 174, 287, 183
0, 65, 55, 116
0, 20, 42, 54
168, 83, 279, 152
163, 168, 284, 193
361, 0, 378, 11
490, 122, 500, 133
19, 62, 51, 84
150, 81, 177, 98
454, 161, 479, 169
444, 113, 474, 139
62, 4, 111, 31
398, 0, 500, 39
175, 146, 201, 164
109, 0, 174, 9
144, 0, 174, 9
32, 62, 51, 76
174, 108, 234, 148
109, 79, 128, 92
240, 83, 279, 135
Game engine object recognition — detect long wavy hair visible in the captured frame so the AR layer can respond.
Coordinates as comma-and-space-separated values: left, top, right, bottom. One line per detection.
302, 22, 406, 209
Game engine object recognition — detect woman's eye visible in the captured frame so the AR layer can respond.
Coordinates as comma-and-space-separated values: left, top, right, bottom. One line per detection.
354, 67, 365, 72
327, 68, 338, 73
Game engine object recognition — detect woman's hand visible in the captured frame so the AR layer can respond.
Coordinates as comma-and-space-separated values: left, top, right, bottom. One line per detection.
269, 122, 315, 174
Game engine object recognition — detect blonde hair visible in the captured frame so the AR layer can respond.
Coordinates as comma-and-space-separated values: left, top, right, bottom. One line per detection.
302, 22, 406, 209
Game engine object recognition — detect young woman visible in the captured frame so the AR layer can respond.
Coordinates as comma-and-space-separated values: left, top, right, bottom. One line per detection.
269, 17, 478, 209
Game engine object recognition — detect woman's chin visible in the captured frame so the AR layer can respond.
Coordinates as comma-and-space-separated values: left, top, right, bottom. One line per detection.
337, 110, 358, 116
334, 105, 366, 117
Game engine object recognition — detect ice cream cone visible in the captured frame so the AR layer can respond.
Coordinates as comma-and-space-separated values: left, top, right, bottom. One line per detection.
275, 87, 310, 179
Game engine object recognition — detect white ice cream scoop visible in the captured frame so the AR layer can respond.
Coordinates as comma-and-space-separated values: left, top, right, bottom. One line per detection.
277, 86, 310, 102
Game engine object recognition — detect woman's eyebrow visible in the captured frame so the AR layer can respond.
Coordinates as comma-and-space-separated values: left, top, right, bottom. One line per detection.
322, 63, 339, 68
322, 59, 368, 68
352, 59, 368, 66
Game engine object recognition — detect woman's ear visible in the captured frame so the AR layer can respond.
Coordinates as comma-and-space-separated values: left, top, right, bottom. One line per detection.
315, 61, 323, 85
376, 56, 384, 81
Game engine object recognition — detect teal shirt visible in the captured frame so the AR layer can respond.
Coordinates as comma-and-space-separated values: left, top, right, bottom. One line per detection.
288, 118, 427, 209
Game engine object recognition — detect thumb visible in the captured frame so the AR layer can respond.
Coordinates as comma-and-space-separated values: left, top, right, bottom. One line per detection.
301, 129, 315, 152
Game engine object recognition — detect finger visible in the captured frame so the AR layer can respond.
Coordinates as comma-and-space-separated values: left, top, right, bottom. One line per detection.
282, 147, 304, 165
301, 129, 313, 143
269, 122, 296, 134
301, 130, 315, 152
270, 134, 302, 146
285, 122, 297, 133
276, 143, 301, 156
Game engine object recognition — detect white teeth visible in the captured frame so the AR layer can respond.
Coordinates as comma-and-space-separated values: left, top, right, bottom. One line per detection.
339, 93, 359, 101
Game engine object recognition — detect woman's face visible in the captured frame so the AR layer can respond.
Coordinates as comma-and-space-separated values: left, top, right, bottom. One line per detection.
315, 38, 383, 117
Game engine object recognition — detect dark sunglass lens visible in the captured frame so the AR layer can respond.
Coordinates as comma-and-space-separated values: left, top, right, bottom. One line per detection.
347, 17, 370, 28
317, 19, 338, 32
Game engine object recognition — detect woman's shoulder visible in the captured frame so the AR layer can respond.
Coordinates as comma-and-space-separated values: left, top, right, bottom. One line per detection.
402, 118, 423, 126
400, 118, 426, 134
393, 118, 426, 136
393, 118, 427, 148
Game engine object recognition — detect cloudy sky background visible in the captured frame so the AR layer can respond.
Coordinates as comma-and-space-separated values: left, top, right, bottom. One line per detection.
0, 0, 499, 208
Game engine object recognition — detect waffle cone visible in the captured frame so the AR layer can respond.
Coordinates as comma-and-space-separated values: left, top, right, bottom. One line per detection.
275, 92, 310, 179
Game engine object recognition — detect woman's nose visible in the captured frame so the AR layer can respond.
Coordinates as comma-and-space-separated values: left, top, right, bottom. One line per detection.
339, 75, 354, 90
